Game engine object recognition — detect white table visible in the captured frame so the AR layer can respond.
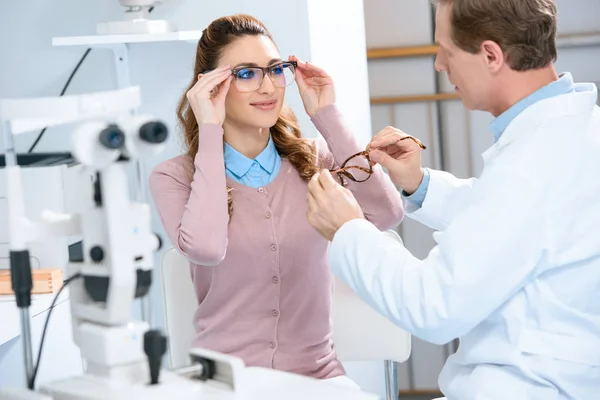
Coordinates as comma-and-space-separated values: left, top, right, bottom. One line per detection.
0, 289, 82, 389
0, 290, 69, 347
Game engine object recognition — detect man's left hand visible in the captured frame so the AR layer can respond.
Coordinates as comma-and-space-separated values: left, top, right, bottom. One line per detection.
307, 170, 365, 241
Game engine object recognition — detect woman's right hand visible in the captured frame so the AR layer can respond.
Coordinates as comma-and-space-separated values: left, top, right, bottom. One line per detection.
186, 65, 233, 126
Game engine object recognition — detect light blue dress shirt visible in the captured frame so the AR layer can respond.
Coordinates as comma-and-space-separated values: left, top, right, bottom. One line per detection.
224, 135, 282, 188
406, 72, 576, 207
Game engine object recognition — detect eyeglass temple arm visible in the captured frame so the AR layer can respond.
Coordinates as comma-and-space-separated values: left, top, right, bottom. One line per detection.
395, 136, 427, 149
329, 135, 425, 176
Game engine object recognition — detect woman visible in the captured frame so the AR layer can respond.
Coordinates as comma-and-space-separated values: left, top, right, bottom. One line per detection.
149, 14, 404, 387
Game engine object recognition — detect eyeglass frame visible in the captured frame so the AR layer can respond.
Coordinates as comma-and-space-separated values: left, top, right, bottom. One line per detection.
329, 135, 427, 186
228, 61, 298, 92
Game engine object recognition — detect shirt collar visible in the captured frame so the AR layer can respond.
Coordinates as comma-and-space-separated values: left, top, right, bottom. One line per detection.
224, 135, 278, 178
489, 72, 575, 142
255, 135, 278, 174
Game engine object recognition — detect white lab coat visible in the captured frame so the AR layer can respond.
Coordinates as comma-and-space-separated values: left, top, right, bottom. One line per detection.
329, 82, 600, 400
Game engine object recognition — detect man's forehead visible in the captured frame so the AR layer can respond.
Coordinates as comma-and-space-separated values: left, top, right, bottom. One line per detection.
434, 5, 451, 43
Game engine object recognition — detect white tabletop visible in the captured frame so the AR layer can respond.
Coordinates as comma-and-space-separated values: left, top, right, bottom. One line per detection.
0, 289, 69, 346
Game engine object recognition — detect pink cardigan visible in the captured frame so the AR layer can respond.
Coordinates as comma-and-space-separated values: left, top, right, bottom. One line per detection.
149, 104, 404, 379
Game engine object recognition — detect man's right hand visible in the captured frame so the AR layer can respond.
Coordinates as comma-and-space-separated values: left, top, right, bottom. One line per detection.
368, 126, 425, 195
186, 64, 233, 126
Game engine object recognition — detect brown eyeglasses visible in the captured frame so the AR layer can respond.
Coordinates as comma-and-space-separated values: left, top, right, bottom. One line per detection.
330, 135, 426, 186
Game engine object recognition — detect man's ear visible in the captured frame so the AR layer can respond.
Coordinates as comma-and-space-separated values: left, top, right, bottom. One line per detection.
480, 40, 505, 73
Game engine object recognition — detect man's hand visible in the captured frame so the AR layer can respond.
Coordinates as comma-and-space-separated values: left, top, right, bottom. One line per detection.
368, 127, 425, 194
307, 170, 364, 241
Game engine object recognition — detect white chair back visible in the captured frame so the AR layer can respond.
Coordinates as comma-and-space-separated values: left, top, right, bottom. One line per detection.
332, 278, 411, 364
161, 248, 197, 369
161, 230, 411, 369
331, 229, 411, 363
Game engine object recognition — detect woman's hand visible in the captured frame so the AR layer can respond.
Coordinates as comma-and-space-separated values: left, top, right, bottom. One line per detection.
290, 56, 335, 118
186, 64, 233, 126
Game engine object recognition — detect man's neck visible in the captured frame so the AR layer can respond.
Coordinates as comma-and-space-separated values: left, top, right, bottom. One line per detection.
490, 65, 559, 117
223, 121, 271, 160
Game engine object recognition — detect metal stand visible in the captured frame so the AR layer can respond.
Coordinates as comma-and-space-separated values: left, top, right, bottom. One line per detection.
111, 44, 131, 89
1, 120, 35, 388
104, 43, 153, 326
384, 360, 399, 400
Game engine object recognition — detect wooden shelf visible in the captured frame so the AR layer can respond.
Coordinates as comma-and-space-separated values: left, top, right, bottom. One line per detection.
366, 32, 600, 60
367, 44, 439, 59
370, 92, 460, 104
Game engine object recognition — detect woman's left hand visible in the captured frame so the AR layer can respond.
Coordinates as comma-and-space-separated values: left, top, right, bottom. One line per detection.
290, 56, 335, 118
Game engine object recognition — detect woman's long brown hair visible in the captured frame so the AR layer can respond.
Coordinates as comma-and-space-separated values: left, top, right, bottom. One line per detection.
176, 14, 318, 217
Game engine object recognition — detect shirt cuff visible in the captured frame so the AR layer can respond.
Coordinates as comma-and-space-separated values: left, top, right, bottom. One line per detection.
402, 168, 430, 209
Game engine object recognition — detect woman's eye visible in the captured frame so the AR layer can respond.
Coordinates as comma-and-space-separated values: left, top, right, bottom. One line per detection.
271, 65, 284, 75
237, 69, 256, 79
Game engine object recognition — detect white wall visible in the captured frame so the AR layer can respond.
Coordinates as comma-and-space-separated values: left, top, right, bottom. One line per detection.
364, 0, 600, 392
0, 0, 387, 397
307, 0, 373, 145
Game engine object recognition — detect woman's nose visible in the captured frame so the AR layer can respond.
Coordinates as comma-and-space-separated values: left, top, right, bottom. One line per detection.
258, 73, 276, 94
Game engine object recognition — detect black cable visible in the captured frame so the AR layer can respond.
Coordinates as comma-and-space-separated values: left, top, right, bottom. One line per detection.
27, 3, 157, 153
29, 273, 82, 389
27, 49, 92, 153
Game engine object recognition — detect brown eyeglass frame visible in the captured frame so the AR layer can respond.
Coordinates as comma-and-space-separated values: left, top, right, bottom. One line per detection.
330, 135, 427, 186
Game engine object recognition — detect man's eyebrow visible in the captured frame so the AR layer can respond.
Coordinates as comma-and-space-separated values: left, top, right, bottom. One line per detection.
232, 59, 283, 69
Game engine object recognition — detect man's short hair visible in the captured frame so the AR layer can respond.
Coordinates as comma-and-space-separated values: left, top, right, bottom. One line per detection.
434, 0, 558, 71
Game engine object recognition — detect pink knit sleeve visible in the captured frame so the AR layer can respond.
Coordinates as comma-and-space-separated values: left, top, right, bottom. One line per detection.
311, 105, 405, 230
149, 123, 229, 266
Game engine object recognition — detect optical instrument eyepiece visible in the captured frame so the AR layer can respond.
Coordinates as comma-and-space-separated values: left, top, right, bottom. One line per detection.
139, 121, 168, 144
99, 124, 126, 149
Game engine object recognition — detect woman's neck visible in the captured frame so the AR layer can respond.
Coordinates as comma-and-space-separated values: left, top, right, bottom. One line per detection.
223, 121, 271, 160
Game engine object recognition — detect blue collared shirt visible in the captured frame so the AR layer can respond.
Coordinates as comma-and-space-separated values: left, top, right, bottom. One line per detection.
224, 135, 282, 188
406, 72, 576, 207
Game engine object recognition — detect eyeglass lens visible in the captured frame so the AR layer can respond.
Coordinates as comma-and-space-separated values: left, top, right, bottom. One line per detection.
233, 63, 296, 91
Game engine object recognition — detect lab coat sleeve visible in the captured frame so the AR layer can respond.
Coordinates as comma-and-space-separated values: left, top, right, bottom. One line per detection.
406, 168, 478, 231
329, 167, 547, 345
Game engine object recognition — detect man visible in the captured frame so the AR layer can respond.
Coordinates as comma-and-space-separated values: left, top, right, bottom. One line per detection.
307, 0, 600, 399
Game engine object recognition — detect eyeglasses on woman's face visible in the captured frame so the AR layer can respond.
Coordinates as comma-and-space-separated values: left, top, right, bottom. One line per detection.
229, 61, 297, 92
330, 135, 427, 186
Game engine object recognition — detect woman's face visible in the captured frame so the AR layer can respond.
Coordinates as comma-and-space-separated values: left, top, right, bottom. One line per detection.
217, 35, 290, 131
